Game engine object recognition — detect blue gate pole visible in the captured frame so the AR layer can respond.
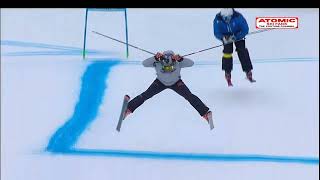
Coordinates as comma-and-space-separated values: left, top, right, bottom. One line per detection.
124, 8, 129, 58
83, 8, 89, 60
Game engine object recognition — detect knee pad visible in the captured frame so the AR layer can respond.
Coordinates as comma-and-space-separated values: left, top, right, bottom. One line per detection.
223, 53, 233, 59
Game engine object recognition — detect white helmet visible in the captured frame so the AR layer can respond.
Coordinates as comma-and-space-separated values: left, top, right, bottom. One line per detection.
163, 50, 174, 56
220, 8, 234, 22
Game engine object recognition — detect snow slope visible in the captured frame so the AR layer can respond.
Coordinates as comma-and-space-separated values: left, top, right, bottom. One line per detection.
1, 8, 319, 180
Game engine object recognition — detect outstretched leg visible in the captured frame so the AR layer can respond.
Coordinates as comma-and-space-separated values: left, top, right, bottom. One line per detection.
170, 80, 210, 116
127, 79, 166, 113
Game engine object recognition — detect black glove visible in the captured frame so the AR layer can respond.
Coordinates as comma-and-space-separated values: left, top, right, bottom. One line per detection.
154, 52, 164, 61
172, 54, 183, 62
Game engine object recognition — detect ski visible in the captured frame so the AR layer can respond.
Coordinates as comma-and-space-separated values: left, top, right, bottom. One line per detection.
227, 80, 233, 87
246, 71, 256, 83
207, 111, 214, 130
203, 111, 214, 130
247, 78, 256, 83
116, 95, 130, 132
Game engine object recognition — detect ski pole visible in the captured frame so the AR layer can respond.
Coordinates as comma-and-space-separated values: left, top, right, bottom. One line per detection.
92, 31, 156, 55
182, 28, 274, 57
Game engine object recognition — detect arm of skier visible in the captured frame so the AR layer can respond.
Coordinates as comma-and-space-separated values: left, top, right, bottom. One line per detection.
142, 52, 163, 67
234, 14, 249, 40
142, 57, 157, 67
213, 16, 224, 41
172, 54, 194, 68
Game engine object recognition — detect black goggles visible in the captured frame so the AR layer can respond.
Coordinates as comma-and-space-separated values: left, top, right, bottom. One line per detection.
162, 54, 174, 63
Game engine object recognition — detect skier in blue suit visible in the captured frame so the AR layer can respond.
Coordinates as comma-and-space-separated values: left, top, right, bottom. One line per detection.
213, 8, 256, 86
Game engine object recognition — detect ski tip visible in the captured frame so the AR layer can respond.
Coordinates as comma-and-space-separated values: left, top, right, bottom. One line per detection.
227, 83, 233, 87
208, 112, 214, 130
246, 77, 256, 83
125, 95, 130, 100
209, 123, 214, 130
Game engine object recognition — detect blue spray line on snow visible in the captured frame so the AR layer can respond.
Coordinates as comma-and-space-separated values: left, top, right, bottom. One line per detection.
2, 51, 116, 57
110, 57, 318, 66
55, 148, 319, 165
1, 40, 82, 51
194, 57, 319, 65
1, 40, 318, 62
1, 40, 114, 56
46, 60, 120, 152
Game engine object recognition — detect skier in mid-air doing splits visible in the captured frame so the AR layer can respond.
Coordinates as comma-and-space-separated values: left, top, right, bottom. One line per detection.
118, 50, 214, 131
